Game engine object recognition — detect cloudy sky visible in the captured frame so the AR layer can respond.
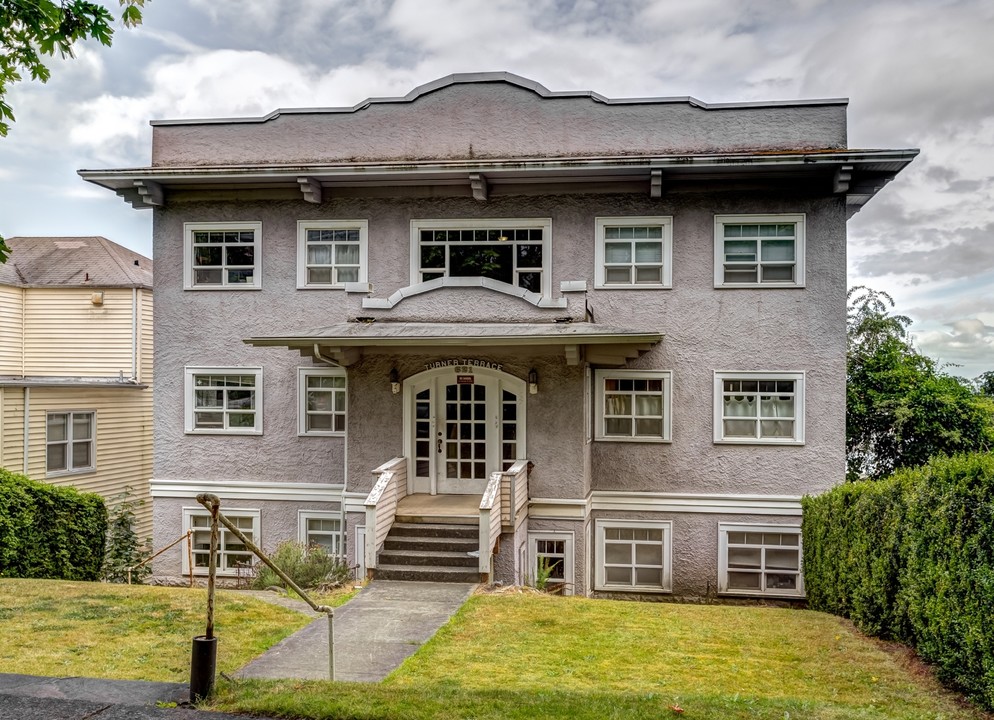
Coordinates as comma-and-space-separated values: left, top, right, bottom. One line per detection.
1, 0, 992, 377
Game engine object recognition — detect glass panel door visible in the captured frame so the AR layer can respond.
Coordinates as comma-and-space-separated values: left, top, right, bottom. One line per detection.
438, 382, 489, 494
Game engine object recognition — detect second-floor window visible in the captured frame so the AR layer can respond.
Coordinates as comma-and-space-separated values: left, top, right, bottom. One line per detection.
297, 220, 368, 288
184, 222, 262, 289
412, 219, 552, 297
714, 214, 805, 288
594, 217, 673, 288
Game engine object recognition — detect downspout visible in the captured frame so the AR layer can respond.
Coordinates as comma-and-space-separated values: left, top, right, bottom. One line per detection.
22, 387, 29, 475
131, 288, 138, 381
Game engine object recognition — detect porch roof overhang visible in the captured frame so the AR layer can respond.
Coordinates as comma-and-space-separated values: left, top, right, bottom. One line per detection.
79, 148, 919, 219
245, 321, 663, 367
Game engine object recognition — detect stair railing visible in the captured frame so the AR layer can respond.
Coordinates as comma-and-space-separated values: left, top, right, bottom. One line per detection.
478, 471, 503, 580
363, 457, 407, 574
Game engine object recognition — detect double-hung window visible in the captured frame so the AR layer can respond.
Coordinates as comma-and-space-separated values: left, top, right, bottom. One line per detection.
184, 222, 261, 289
46, 411, 95, 475
296, 220, 368, 288
298, 367, 346, 436
719, 524, 803, 597
714, 371, 804, 444
714, 214, 804, 287
594, 370, 672, 442
184, 508, 259, 576
595, 520, 672, 593
185, 367, 263, 434
595, 217, 673, 288
298, 511, 343, 555
411, 219, 552, 297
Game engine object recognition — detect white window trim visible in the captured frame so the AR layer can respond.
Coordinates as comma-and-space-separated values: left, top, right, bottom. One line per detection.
718, 522, 804, 598
296, 219, 369, 289
595, 519, 673, 593
184, 366, 264, 435
182, 507, 260, 576
45, 409, 96, 477
297, 367, 347, 437
594, 369, 672, 443
528, 531, 575, 596
298, 510, 344, 556
594, 216, 673, 289
713, 371, 805, 445
409, 218, 553, 300
183, 221, 263, 290
713, 213, 805, 288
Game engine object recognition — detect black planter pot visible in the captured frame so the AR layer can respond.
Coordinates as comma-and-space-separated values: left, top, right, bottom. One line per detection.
190, 635, 218, 703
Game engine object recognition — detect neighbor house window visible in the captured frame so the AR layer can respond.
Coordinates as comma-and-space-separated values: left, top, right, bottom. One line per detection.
714, 214, 805, 287
595, 520, 672, 593
528, 532, 574, 595
411, 219, 552, 297
46, 411, 95, 475
298, 368, 346, 436
595, 216, 673, 288
719, 524, 803, 597
184, 222, 262, 289
296, 220, 368, 288
184, 508, 259, 576
299, 511, 343, 555
184, 367, 263, 435
594, 370, 672, 442
713, 371, 804, 444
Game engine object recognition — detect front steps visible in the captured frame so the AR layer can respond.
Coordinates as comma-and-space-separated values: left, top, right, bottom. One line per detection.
374, 520, 482, 583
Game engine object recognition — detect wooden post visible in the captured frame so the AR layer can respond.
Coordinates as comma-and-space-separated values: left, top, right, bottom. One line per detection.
202, 494, 220, 640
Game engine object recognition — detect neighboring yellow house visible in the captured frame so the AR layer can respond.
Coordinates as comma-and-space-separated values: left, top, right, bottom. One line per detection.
0, 237, 153, 536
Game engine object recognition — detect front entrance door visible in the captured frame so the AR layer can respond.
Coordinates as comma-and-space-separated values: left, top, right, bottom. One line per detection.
407, 369, 523, 495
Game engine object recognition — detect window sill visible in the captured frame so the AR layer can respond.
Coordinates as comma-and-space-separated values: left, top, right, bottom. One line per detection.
595, 584, 672, 594
594, 284, 672, 291
594, 436, 671, 444
714, 283, 805, 290
714, 438, 804, 446
185, 429, 263, 436
295, 285, 349, 291
719, 589, 805, 599
298, 431, 346, 438
183, 285, 262, 291
46, 468, 96, 479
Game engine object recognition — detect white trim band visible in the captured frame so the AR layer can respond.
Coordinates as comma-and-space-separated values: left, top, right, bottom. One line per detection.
151, 478, 344, 503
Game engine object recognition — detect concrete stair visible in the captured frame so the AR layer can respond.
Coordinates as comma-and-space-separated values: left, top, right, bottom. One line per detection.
374, 521, 482, 583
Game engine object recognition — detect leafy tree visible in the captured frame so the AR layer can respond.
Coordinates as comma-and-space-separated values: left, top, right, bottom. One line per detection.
0, 0, 147, 261
846, 286, 994, 480
975, 370, 994, 398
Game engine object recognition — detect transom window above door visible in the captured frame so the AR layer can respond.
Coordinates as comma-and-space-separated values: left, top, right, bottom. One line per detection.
411, 219, 552, 297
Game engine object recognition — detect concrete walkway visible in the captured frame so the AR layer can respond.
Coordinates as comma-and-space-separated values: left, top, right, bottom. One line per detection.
235, 580, 477, 682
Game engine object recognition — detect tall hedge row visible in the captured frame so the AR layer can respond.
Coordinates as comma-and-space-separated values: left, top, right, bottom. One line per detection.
0, 467, 107, 580
802, 453, 994, 709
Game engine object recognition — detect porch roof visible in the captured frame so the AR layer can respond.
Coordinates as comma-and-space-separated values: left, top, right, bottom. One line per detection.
245, 321, 662, 367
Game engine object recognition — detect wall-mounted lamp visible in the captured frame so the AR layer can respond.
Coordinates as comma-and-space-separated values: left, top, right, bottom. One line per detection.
528, 368, 539, 395
90, 291, 104, 306
389, 368, 401, 394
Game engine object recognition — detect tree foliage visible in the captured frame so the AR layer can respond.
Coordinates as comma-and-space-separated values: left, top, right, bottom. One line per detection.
846, 286, 994, 480
0, 0, 146, 262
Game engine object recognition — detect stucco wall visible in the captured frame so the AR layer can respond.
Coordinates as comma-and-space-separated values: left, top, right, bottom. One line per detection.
153, 190, 845, 499
151, 81, 847, 167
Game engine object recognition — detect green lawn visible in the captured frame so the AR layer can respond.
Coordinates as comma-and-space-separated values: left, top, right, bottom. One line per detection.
211, 593, 990, 720
0, 578, 315, 681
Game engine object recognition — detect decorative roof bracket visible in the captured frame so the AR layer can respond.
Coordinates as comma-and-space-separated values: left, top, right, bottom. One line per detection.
650, 169, 663, 198
298, 176, 323, 204
833, 164, 853, 194
135, 179, 164, 206
469, 173, 488, 202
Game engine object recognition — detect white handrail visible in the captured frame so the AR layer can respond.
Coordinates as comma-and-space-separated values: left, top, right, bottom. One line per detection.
479, 471, 504, 574
363, 457, 407, 572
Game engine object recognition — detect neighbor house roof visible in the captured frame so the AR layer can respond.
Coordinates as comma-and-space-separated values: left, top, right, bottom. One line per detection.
0, 236, 152, 289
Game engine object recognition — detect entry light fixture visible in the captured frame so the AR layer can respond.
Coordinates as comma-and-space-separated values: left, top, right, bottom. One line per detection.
528, 368, 538, 395
390, 368, 401, 394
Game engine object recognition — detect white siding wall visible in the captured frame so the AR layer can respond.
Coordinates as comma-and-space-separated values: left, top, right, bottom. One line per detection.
0, 285, 23, 375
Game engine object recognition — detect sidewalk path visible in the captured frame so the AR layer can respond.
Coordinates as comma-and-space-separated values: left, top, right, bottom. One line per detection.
235, 580, 477, 682
0, 673, 273, 719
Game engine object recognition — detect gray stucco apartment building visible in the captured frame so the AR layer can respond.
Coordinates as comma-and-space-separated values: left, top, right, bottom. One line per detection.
81, 73, 916, 599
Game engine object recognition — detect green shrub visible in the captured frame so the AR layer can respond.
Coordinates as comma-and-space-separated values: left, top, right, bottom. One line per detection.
803, 453, 994, 709
251, 541, 350, 592
0, 467, 107, 580
101, 489, 151, 584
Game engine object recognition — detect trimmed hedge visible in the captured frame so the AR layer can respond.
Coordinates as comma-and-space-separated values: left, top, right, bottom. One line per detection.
0, 467, 108, 580
802, 453, 994, 709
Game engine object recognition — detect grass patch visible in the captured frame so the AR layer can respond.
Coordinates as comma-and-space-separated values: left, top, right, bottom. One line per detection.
211, 594, 990, 720
0, 578, 312, 682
